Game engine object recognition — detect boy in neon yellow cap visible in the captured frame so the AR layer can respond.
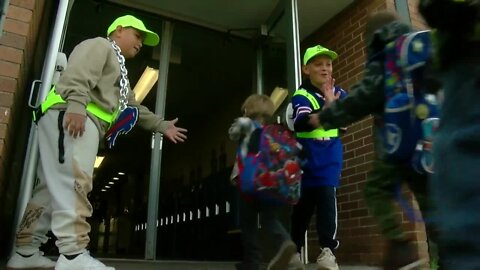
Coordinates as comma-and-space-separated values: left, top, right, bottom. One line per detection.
7, 15, 186, 270
289, 44, 347, 270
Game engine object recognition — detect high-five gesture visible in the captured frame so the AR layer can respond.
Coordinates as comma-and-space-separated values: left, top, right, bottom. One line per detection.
322, 76, 340, 108
163, 118, 188, 143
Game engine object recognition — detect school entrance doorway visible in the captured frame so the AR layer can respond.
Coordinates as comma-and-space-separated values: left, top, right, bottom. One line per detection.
11, 0, 353, 263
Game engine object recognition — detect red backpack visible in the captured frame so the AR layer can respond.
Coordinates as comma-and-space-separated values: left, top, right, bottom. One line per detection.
236, 123, 302, 205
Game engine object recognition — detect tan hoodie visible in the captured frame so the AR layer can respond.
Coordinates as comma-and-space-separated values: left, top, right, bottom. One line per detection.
53, 37, 169, 137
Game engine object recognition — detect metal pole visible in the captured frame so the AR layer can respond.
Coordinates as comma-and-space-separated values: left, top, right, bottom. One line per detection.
145, 21, 174, 260
394, 0, 412, 24
256, 43, 263, 94
59, 0, 75, 51
12, 0, 71, 250
285, 0, 301, 95
285, 0, 303, 261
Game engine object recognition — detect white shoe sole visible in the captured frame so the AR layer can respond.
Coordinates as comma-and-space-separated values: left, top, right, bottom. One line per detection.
398, 258, 428, 270
268, 241, 297, 270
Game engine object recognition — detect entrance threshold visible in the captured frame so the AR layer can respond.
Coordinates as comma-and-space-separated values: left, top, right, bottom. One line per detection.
98, 258, 381, 270
0, 257, 380, 270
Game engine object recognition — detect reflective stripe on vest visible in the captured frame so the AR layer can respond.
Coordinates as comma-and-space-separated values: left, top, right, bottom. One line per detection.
41, 87, 116, 125
293, 89, 339, 138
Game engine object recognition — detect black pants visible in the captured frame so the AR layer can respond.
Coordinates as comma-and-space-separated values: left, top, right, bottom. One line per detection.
239, 197, 291, 270
290, 186, 338, 252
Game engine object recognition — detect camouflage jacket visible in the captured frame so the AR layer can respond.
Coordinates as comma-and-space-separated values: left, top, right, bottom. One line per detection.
318, 20, 411, 159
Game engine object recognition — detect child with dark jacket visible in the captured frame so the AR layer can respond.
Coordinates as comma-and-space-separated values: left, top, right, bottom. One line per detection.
308, 11, 441, 270
419, 1, 480, 269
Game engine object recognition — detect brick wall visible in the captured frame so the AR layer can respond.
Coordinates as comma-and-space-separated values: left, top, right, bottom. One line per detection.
0, 0, 52, 258
301, 0, 430, 265
409, 0, 429, 30
0, 0, 45, 185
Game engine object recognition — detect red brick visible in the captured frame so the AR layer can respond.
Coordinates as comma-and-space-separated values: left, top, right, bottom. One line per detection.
0, 32, 27, 49
10, 0, 35, 10
0, 92, 14, 106
338, 211, 350, 220
0, 76, 17, 92
342, 167, 356, 178
6, 5, 33, 22
356, 161, 373, 173
355, 144, 374, 156
344, 149, 355, 160
4, 18, 30, 36
347, 172, 367, 184
353, 127, 372, 140
0, 123, 5, 138
341, 218, 360, 228
345, 139, 363, 151
0, 61, 20, 78
342, 133, 353, 144
0, 45, 23, 63
346, 155, 365, 167
363, 135, 373, 144
337, 193, 349, 203
340, 201, 359, 211
347, 122, 363, 133
341, 182, 359, 193
0, 107, 10, 124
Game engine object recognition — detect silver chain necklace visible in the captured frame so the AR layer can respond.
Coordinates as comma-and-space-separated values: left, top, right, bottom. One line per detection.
107, 37, 129, 112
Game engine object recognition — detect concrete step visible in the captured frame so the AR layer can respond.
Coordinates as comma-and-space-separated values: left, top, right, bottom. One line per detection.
0, 258, 381, 270
101, 259, 381, 270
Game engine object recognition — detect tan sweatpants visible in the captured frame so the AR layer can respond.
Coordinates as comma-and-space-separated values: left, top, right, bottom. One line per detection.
16, 109, 99, 255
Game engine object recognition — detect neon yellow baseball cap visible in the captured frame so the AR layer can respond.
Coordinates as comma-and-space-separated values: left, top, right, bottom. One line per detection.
303, 45, 338, 65
107, 15, 159, 46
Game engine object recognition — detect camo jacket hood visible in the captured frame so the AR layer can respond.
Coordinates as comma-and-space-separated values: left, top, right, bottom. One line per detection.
367, 20, 412, 57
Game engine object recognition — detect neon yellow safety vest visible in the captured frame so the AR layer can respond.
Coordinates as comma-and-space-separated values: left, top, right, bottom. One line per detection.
34, 87, 117, 126
293, 89, 338, 139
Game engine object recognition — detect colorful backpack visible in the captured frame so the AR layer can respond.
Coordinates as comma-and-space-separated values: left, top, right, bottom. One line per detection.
382, 30, 440, 174
236, 123, 302, 205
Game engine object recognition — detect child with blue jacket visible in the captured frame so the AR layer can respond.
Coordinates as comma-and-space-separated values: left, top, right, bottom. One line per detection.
289, 45, 347, 270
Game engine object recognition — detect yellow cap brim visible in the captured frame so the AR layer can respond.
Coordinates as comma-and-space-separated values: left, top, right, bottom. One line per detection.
136, 28, 159, 46
304, 50, 338, 65
107, 15, 160, 47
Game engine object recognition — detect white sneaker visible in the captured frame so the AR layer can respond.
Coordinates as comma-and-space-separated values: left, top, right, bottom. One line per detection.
6, 251, 56, 270
288, 252, 305, 270
316, 248, 339, 270
55, 252, 114, 270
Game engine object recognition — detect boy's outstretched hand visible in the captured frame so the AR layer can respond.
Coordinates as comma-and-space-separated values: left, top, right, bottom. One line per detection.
163, 118, 188, 143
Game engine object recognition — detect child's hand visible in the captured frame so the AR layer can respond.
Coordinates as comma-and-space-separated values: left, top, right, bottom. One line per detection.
64, 112, 86, 138
322, 76, 340, 107
163, 118, 188, 143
